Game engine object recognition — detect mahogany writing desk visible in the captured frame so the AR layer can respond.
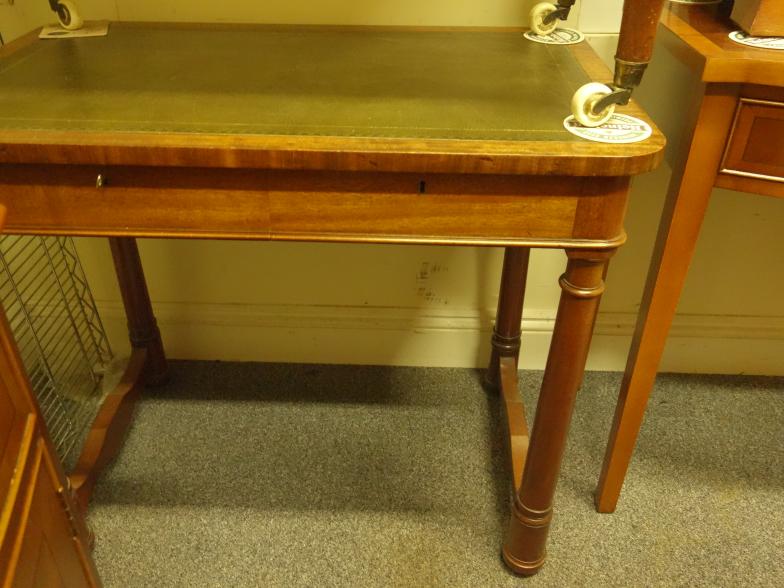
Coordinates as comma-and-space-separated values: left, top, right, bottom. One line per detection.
596, 4, 784, 513
0, 23, 663, 578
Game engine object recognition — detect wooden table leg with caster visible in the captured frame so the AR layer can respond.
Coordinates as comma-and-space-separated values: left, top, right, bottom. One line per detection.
503, 249, 612, 575
571, 0, 668, 127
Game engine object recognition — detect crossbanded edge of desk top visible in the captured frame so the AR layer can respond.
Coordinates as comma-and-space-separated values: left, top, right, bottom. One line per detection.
0, 23, 664, 176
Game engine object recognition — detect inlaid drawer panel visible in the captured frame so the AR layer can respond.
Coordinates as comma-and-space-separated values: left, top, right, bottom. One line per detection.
721, 98, 784, 184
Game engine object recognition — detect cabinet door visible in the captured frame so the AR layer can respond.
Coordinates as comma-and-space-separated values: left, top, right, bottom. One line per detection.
0, 304, 101, 587
5, 440, 98, 588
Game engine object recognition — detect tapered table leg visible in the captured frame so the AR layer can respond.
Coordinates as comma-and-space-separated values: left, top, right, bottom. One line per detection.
485, 247, 531, 391
594, 88, 739, 513
109, 237, 168, 386
503, 249, 612, 575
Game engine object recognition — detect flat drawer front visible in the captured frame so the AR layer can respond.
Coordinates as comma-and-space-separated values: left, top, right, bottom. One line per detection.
0, 165, 627, 247
722, 99, 784, 184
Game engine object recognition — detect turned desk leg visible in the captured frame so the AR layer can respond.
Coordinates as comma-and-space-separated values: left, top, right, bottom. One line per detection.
109, 237, 168, 386
503, 249, 611, 575
485, 247, 531, 390
594, 88, 739, 513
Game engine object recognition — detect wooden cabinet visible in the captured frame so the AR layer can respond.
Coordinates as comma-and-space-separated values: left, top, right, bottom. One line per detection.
0, 207, 100, 587
4, 440, 97, 588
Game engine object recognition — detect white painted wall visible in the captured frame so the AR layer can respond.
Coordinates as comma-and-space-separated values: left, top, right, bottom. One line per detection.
2, 1, 782, 374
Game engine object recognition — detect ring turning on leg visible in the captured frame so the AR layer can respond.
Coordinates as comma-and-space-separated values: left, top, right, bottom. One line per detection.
503, 249, 613, 575
109, 238, 169, 386
485, 248, 530, 391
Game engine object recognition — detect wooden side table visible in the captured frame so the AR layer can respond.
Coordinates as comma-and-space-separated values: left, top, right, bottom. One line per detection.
596, 3, 784, 513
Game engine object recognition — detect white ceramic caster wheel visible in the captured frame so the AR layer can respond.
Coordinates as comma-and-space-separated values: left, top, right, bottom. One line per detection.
571, 82, 615, 127
530, 3, 558, 36
56, 1, 84, 31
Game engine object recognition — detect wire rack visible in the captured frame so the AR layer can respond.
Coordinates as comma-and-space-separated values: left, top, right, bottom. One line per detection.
0, 235, 113, 470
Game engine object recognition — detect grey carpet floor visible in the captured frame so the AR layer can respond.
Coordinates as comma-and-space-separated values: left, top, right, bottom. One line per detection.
89, 361, 784, 587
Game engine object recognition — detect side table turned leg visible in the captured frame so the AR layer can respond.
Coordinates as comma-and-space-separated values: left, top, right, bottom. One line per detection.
503, 249, 612, 574
109, 237, 168, 386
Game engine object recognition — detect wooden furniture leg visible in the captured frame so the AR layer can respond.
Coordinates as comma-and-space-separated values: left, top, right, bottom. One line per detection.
485, 247, 531, 390
109, 237, 168, 386
485, 247, 532, 491
503, 249, 612, 574
594, 87, 740, 513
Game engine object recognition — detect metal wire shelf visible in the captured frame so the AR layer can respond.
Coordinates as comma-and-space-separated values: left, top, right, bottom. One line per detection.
0, 235, 112, 470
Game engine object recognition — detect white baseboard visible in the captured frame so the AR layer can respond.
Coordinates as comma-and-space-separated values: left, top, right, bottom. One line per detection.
96, 301, 784, 375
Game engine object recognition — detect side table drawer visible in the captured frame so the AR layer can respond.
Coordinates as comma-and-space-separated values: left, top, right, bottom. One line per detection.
721, 98, 784, 184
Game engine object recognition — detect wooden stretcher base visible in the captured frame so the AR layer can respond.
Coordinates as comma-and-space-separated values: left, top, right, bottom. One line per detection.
499, 356, 530, 493
69, 348, 147, 511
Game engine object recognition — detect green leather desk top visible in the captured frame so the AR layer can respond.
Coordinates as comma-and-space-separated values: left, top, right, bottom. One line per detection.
0, 24, 664, 175
0, 24, 593, 140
